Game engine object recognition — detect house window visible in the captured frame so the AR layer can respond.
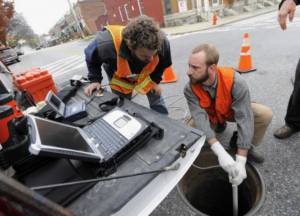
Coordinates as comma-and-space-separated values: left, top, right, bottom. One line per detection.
124, 4, 131, 20
164, 0, 172, 15
119, 7, 124, 22
138, 0, 145, 15
212, 0, 219, 6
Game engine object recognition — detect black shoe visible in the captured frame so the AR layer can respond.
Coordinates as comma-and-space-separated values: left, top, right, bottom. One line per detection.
214, 122, 227, 133
229, 131, 264, 163
247, 147, 264, 163
229, 131, 238, 150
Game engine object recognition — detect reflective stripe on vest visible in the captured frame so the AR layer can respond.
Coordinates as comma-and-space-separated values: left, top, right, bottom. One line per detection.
191, 67, 235, 124
105, 25, 159, 95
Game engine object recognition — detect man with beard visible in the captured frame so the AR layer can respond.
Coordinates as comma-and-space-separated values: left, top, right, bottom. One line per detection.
84, 16, 171, 115
184, 43, 272, 185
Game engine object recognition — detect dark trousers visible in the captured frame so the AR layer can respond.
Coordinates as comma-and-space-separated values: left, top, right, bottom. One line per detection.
285, 58, 300, 130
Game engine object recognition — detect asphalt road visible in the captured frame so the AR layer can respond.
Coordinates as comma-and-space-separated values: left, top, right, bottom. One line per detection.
7, 9, 300, 215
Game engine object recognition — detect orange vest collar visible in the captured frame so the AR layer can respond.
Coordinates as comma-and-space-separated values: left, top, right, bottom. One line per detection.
191, 67, 235, 124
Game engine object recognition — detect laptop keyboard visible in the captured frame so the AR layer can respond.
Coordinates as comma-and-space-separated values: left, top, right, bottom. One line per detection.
86, 119, 128, 157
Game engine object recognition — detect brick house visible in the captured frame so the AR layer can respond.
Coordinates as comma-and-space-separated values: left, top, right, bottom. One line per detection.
161, 0, 280, 27
73, 0, 106, 35
102, 0, 165, 28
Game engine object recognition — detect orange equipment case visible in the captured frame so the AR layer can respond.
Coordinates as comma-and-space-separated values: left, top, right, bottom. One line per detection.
12, 68, 58, 104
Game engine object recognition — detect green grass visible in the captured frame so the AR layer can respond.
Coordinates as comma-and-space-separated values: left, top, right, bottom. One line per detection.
83, 36, 95, 41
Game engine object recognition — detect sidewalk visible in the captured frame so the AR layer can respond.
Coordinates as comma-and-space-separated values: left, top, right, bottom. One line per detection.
161, 5, 279, 35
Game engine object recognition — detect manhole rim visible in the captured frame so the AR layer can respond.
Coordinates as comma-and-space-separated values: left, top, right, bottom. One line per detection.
176, 150, 266, 216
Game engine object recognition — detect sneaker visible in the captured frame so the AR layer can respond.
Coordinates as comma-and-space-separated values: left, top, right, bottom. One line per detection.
214, 122, 227, 133
274, 125, 298, 139
229, 131, 264, 163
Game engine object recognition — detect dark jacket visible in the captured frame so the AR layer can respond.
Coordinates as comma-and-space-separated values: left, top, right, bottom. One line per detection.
84, 28, 172, 84
279, 0, 299, 9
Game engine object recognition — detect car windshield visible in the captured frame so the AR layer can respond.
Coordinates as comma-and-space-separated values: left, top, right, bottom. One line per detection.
0, 49, 12, 54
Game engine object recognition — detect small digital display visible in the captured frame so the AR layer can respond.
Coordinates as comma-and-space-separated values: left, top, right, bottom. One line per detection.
114, 117, 128, 128
35, 118, 94, 153
50, 94, 61, 109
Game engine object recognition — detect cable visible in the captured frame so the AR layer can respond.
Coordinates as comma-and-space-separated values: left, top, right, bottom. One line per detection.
192, 164, 221, 170
30, 164, 177, 191
99, 82, 191, 122
86, 87, 107, 105
101, 83, 125, 94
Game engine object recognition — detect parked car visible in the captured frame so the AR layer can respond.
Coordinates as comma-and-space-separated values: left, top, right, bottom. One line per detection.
0, 47, 21, 65
36, 45, 41, 50
14, 47, 24, 56
0, 58, 13, 92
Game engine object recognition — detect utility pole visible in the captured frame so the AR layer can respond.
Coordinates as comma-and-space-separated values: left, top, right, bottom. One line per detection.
66, 0, 85, 39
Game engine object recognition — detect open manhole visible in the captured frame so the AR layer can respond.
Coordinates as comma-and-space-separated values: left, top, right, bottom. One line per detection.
177, 147, 265, 216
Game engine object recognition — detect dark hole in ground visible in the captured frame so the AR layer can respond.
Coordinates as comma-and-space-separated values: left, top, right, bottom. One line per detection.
186, 168, 252, 216
177, 148, 265, 216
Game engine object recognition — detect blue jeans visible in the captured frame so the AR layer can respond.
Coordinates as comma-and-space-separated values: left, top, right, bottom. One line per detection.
106, 71, 169, 116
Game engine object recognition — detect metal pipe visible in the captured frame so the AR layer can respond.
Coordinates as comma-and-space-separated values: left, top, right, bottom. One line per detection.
31, 163, 180, 191
232, 184, 238, 216
0, 171, 76, 216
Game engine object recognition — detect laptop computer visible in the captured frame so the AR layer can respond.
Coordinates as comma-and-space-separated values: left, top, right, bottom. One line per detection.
44, 90, 88, 122
27, 107, 151, 163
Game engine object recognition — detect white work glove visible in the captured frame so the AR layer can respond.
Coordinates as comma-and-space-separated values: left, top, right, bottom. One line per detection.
230, 155, 247, 186
211, 141, 238, 178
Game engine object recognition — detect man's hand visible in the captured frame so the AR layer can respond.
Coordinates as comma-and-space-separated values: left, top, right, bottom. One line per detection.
211, 141, 239, 178
84, 82, 101, 96
150, 84, 162, 96
230, 155, 247, 186
278, 0, 296, 30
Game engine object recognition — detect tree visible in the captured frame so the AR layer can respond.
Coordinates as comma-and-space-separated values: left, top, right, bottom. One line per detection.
0, 0, 14, 46
6, 13, 35, 47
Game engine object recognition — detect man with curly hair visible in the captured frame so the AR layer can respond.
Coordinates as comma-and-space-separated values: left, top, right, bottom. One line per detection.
84, 16, 172, 115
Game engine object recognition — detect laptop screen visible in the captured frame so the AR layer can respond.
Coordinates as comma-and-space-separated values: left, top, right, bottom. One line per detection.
35, 118, 94, 153
50, 93, 61, 108
48, 91, 63, 112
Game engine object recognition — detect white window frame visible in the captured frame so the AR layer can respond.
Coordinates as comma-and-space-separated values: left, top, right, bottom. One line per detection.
197, 0, 202, 12
124, 4, 131, 20
212, 0, 219, 7
137, 0, 145, 15
119, 7, 124, 22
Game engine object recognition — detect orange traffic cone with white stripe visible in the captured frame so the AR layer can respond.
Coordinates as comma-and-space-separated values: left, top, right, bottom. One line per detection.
235, 33, 257, 73
161, 66, 178, 83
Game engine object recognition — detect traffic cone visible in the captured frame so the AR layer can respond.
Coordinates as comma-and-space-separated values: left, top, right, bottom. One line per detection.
235, 33, 257, 73
161, 66, 178, 83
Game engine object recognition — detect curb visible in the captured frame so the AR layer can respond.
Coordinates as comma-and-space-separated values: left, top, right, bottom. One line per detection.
163, 6, 279, 36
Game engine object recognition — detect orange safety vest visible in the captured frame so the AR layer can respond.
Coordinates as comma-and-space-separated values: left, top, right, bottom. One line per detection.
191, 67, 235, 124
105, 25, 159, 95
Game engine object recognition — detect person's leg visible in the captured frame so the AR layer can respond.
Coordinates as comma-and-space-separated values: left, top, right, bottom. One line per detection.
146, 91, 169, 116
285, 58, 300, 129
214, 122, 227, 133
184, 117, 217, 130
228, 103, 272, 163
252, 102, 273, 147
110, 88, 132, 100
274, 58, 300, 138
